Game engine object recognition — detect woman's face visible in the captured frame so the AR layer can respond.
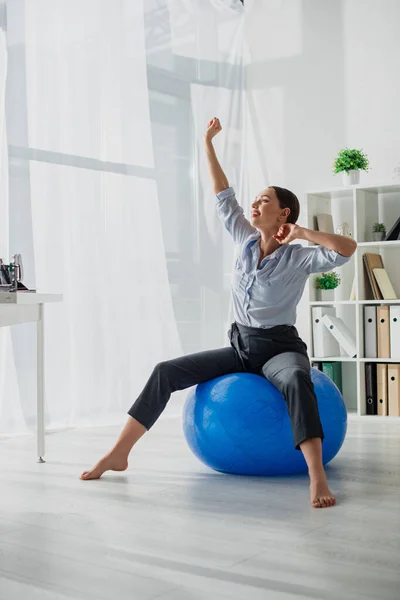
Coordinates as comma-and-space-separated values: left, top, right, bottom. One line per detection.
250, 187, 289, 229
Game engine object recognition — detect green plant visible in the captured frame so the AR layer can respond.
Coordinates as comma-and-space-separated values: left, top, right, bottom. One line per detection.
332, 148, 369, 174
372, 222, 386, 233
316, 271, 341, 290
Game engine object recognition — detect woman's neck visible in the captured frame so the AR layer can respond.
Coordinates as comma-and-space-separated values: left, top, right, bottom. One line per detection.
259, 232, 280, 258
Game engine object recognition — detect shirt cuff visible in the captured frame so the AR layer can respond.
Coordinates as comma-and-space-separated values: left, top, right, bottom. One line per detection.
215, 187, 235, 202
330, 249, 352, 267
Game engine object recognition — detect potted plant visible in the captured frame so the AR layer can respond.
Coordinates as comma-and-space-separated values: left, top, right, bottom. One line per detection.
372, 222, 386, 242
332, 148, 369, 186
315, 271, 341, 301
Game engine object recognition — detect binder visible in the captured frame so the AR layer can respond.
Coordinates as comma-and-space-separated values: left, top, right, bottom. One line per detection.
364, 305, 377, 358
321, 314, 357, 357
389, 306, 400, 358
373, 268, 397, 300
377, 363, 388, 416
365, 363, 377, 415
363, 253, 384, 300
377, 305, 390, 358
311, 307, 339, 358
388, 364, 400, 416
384, 216, 400, 241
311, 361, 322, 370
322, 362, 343, 392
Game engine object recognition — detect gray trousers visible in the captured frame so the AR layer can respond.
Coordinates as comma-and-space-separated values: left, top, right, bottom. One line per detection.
128, 322, 324, 449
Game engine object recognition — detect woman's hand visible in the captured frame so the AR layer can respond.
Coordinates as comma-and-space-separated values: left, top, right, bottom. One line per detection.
204, 117, 229, 193
273, 223, 301, 245
204, 117, 222, 142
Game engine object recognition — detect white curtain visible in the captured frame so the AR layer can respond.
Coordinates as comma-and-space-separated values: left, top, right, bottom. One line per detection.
1, 0, 246, 435
0, 23, 28, 435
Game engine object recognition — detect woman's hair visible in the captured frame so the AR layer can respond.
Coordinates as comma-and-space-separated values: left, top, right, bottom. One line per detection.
271, 186, 300, 224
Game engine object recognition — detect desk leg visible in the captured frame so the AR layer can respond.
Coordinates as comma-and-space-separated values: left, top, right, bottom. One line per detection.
37, 304, 45, 463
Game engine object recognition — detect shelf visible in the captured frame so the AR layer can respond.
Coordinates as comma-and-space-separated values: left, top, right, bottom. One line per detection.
348, 414, 400, 422
311, 357, 400, 363
357, 241, 400, 248
360, 358, 400, 363
310, 357, 357, 362
306, 182, 400, 196
359, 300, 400, 305
310, 301, 356, 306
306, 181, 400, 418
310, 300, 400, 305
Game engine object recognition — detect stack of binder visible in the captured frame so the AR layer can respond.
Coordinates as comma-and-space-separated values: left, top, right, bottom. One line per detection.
312, 307, 339, 357
364, 305, 400, 358
321, 314, 357, 357
363, 253, 397, 301
365, 362, 400, 416
312, 307, 357, 358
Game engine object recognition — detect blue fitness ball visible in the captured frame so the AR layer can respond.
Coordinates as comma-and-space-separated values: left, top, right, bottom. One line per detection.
183, 369, 347, 476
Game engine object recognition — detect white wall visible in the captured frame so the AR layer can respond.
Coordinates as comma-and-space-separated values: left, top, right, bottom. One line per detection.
343, 0, 400, 181
245, 0, 400, 343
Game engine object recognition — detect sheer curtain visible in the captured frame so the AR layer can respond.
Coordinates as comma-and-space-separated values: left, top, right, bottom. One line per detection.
1, 0, 246, 435
0, 21, 28, 434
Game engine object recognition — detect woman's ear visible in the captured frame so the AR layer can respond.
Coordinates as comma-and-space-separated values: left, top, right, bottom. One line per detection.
280, 208, 291, 221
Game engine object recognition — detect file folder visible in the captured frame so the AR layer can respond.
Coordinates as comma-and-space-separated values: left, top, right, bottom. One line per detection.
373, 268, 397, 300
377, 305, 390, 358
365, 362, 377, 415
389, 306, 400, 359
384, 216, 400, 241
311, 306, 339, 357
321, 314, 357, 357
388, 364, 400, 416
364, 305, 377, 358
322, 362, 343, 393
363, 253, 384, 300
377, 363, 388, 416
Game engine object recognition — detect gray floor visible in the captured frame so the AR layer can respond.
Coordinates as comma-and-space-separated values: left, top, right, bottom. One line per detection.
1, 417, 400, 600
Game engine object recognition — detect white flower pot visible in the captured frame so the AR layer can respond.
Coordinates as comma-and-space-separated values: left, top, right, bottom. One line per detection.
316, 289, 335, 301
342, 170, 360, 186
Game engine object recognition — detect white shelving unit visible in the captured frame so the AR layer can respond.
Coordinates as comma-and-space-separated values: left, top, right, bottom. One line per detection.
305, 182, 400, 417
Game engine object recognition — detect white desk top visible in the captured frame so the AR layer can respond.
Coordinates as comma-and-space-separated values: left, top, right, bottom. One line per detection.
0, 292, 63, 305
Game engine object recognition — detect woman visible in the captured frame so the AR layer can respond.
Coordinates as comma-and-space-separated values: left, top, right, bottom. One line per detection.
81, 117, 356, 509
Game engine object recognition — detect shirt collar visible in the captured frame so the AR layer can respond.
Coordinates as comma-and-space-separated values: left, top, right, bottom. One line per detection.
245, 233, 284, 261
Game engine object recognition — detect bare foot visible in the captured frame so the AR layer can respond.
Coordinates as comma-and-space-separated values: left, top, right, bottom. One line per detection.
80, 452, 128, 481
310, 478, 336, 508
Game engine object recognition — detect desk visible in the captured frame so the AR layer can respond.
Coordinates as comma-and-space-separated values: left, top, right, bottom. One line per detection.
0, 292, 63, 462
